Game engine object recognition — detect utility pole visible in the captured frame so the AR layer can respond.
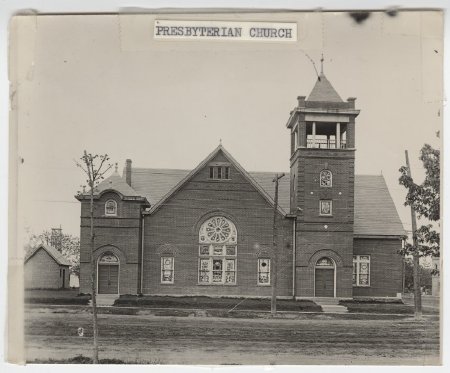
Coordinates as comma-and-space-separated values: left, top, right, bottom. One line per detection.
405, 150, 422, 318
271, 173, 285, 315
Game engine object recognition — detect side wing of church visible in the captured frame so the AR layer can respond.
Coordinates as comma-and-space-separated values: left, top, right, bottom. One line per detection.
76, 72, 405, 299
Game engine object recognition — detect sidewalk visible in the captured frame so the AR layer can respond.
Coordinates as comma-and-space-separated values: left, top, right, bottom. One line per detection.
26, 303, 438, 321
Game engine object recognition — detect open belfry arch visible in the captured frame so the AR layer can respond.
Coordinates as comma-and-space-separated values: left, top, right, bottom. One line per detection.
76, 59, 405, 299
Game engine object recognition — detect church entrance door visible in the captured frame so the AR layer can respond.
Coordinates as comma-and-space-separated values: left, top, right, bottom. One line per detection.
97, 252, 119, 294
314, 257, 335, 297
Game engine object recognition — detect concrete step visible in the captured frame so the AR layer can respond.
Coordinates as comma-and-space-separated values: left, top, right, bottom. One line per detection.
313, 297, 340, 305
320, 304, 348, 313
89, 295, 118, 307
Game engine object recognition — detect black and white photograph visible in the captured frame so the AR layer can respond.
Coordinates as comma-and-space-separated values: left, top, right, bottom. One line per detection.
4, 5, 445, 368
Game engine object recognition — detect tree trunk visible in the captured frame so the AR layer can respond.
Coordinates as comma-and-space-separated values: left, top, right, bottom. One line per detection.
90, 187, 99, 363
405, 150, 422, 319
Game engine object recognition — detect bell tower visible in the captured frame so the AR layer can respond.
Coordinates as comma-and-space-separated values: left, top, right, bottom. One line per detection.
286, 63, 360, 298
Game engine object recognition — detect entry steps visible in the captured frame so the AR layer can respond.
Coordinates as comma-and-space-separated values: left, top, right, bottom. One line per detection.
89, 294, 118, 307
313, 297, 348, 313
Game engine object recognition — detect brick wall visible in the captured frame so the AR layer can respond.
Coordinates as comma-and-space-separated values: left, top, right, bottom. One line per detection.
353, 237, 403, 297
24, 248, 69, 289
293, 149, 355, 298
79, 191, 143, 294
142, 151, 294, 297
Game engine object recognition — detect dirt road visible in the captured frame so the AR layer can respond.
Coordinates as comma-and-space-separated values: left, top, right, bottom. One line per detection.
25, 307, 440, 365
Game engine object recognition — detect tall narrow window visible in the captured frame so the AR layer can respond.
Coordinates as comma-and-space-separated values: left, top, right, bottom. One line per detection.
353, 255, 370, 287
258, 258, 271, 285
209, 167, 214, 179
161, 257, 174, 284
224, 166, 230, 179
105, 200, 117, 216
198, 216, 237, 285
320, 170, 332, 187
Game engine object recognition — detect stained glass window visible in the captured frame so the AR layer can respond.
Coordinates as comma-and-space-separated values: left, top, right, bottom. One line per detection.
353, 255, 370, 287
319, 200, 332, 216
320, 170, 332, 187
98, 252, 119, 264
105, 200, 117, 216
258, 259, 271, 285
161, 257, 174, 284
316, 257, 334, 267
198, 216, 237, 285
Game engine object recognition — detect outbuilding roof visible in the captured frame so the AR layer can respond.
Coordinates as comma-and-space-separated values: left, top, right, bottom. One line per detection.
25, 244, 71, 266
128, 167, 405, 237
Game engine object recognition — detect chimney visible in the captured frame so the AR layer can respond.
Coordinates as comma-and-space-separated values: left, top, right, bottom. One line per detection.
125, 159, 132, 186
297, 96, 306, 107
347, 97, 356, 109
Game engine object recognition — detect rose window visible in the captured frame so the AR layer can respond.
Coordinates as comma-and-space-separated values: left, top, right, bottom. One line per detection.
199, 216, 237, 244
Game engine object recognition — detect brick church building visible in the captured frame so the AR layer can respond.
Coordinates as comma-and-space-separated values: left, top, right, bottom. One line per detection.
76, 71, 405, 299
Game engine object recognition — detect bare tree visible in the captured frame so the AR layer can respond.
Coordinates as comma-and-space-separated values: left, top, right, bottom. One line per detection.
75, 151, 112, 363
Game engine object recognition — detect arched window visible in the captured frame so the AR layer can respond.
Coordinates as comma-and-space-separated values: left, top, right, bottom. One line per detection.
319, 170, 332, 187
105, 200, 117, 216
98, 252, 119, 264
198, 216, 237, 285
315, 257, 334, 268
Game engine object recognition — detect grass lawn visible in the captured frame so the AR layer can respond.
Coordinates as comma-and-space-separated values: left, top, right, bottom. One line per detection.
339, 299, 439, 315
25, 289, 90, 305
115, 295, 321, 312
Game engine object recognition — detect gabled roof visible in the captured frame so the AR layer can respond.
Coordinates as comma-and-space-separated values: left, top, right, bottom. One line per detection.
25, 244, 71, 266
354, 175, 406, 237
131, 165, 405, 236
307, 73, 343, 102
138, 145, 288, 215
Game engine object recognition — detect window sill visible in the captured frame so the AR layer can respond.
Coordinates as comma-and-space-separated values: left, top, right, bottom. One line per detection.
197, 283, 237, 286
257, 284, 271, 287
160, 282, 174, 285
353, 285, 371, 288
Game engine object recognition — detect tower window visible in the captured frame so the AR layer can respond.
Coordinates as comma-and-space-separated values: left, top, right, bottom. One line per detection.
209, 166, 231, 180
320, 170, 332, 187
319, 200, 332, 216
105, 200, 117, 216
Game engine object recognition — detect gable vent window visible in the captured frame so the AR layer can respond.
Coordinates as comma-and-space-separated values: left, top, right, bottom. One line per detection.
209, 166, 231, 180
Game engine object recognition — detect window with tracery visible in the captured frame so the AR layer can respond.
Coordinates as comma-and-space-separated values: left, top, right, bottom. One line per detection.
353, 255, 370, 286
105, 200, 117, 216
320, 170, 332, 187
161, 257, 174, 284
258, 258, 271, 285
319, 200, 332, 216
198, 216, 237, 285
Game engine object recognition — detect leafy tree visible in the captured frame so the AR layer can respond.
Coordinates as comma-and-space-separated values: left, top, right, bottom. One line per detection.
403, 259, 432, 293
75, 152, 112, 364
25, 230, 80, 276
399, 144, 440, 258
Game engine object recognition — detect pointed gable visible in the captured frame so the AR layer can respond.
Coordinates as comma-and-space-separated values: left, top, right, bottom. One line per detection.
25, 244, 71, 266
146, 145, 287, 215
307, 73, 343, 103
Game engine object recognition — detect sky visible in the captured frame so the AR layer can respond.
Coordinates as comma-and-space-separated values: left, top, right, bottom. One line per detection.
11, 11, 443, 245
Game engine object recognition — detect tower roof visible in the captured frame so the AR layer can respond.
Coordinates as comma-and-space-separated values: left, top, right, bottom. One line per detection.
306, 73, 343, 103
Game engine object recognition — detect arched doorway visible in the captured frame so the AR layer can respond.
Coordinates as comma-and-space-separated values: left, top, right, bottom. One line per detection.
97, 252, 119, 294
314, 257, 335, 297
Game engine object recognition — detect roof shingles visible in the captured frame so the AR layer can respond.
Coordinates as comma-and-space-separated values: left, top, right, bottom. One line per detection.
129, 168, 404, 237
